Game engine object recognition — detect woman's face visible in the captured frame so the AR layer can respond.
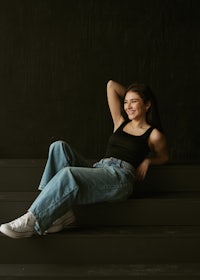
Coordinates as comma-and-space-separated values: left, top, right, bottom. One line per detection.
124, 91, 150, 121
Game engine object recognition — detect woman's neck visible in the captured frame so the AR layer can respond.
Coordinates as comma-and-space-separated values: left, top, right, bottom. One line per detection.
129, 118, 149, 129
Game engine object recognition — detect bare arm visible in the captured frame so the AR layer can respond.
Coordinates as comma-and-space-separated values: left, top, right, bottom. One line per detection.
136, 129, 169, 181
107, 80, 126, 131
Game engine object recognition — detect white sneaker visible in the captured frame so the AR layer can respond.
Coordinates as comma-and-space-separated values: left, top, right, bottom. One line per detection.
0, 212, 36, 239
45, 209, 76, 234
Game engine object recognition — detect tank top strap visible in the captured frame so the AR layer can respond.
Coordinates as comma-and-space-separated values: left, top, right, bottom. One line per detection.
116, 121, 129, 132
143, 126, 155, 138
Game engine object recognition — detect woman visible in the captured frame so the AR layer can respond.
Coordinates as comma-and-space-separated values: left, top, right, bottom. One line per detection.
0, 80, 168, 238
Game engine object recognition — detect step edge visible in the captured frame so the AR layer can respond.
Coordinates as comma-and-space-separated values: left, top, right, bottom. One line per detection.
0, 263, 200, 277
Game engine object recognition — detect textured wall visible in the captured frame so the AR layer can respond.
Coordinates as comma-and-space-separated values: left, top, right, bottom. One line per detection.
0, 0, 199, 162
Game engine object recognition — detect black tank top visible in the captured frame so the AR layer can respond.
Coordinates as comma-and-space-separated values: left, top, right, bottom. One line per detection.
105, 121, 154, 168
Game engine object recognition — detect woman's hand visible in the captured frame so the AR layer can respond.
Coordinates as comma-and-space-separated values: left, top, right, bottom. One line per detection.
136, 158, 150, 181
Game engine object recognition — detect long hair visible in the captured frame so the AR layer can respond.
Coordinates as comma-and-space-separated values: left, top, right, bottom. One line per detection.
122, 83, 163, 132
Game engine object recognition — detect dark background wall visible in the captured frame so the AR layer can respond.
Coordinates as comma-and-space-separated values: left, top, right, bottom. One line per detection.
0, 0, 199, 162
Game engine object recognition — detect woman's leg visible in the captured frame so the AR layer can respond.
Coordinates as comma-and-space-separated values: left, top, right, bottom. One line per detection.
0, 140, 90, 238
39, 140, 90, 190
29, 163, 134, 235
38, 140, 90, 231
0, 159, 134, 238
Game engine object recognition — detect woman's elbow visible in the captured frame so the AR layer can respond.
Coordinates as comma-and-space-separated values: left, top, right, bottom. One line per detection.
107, 80, 115, 89
162, 152, 169, 164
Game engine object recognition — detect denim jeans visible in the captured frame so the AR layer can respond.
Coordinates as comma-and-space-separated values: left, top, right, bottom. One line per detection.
29, 141, 135, 235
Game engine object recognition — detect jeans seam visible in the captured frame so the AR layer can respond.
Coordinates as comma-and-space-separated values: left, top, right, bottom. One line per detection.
37, 185, 79, 217
32, 185, 79, 234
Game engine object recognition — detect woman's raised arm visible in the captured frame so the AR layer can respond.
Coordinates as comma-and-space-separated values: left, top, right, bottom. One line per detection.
107, 80, 126, 130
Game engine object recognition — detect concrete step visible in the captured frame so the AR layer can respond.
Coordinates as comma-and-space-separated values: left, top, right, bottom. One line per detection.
0, 160, 199, 192
137, 163, 200, 192
0, 159, 44, 191
75, 191, 200, 226
0, 226, 200, 264
1, 191, 200, 225
0, 263, 200, 279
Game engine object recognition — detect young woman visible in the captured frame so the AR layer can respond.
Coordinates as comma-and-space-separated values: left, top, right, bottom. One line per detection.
0, 80, 168, 238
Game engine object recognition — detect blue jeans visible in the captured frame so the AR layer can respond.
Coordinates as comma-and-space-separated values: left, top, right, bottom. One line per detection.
29, 141, 135, 235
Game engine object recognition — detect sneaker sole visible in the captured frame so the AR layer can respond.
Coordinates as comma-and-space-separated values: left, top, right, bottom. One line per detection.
0, 224, 35, 239
45, 216, 76, 234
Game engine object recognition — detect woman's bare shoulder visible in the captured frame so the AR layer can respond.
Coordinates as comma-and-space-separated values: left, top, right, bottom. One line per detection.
149, 128, 167, 147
